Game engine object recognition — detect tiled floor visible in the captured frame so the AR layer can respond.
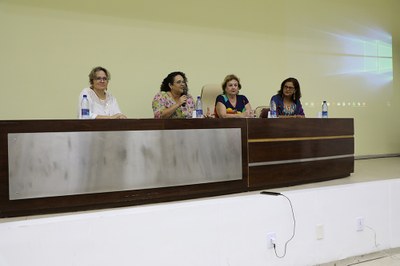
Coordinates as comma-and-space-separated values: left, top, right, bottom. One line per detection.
353, 254, 400, 266
319, 249, 400, 265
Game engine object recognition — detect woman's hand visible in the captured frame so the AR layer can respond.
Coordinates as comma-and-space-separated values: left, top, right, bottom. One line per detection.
112, 113, 127, 119
178, 95, 187, 106
203, 107, 215, 118
239, 112, 249, 118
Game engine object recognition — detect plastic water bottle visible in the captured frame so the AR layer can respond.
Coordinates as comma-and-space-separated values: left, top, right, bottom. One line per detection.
270, 100, 277, 118
81, 95, 90, 119
195, 96, 203, 118
322, 101, 328, 118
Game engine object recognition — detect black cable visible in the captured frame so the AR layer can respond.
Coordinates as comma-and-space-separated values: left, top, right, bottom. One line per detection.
260, 191, 296, 258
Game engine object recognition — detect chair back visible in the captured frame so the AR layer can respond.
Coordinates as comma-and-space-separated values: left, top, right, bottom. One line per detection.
200, 84, 222, 114
255, 105, 270, 118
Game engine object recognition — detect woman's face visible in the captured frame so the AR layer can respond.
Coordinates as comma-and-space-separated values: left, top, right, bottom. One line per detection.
283, 81, 295, 98
224, 79, 239, 96
92, 70, 109, 91
169, 75, 186, 94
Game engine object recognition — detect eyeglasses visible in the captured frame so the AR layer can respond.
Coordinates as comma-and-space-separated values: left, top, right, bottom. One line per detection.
95, 77, 109, 82
284, 85, 295, 90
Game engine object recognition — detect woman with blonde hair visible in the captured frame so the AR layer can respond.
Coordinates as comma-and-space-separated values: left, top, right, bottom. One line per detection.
215, 74, 252, 118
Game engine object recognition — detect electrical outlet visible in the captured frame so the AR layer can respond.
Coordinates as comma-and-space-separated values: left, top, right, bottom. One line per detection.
267, 232, 276, 249
316, 224, 324, 240
356, 217, 365, 231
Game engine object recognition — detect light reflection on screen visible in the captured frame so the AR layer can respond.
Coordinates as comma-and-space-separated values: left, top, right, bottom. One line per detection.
298, 29, 393, 115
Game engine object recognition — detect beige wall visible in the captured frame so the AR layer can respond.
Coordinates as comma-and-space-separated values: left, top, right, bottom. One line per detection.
0, 0, 399, 156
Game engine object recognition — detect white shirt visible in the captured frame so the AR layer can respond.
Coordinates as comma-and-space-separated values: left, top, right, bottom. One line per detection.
78, 88, 122, 119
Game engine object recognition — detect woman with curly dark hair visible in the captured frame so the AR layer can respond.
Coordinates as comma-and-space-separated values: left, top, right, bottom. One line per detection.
152, 71, 195, 119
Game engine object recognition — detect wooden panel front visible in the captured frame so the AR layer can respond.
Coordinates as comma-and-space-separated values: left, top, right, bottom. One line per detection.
248, 118, 354, 139
0, 119, 248, 217
0, 118, 355, 217
248, 157, 355, 189
247, 118, 354, 189
249, 138, 354, 162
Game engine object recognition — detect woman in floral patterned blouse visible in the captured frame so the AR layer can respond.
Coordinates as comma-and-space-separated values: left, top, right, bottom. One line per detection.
152, 71, 195, 119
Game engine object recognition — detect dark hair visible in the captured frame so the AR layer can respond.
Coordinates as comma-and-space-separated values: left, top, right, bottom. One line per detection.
160, 71, 187, 92
277, 77, 302, 100
221, 74, 242, 93
88, 66, 110, 88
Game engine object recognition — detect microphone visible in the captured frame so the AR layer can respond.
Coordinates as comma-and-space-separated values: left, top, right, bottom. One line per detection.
260, 191, 281, 196
181, 86, 188, 107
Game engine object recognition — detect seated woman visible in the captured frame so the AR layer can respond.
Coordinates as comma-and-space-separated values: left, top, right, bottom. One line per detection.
78, 66, 127, 119
152, 71, 195, 119
215, 74, 252, 118
270, 77, 305, 118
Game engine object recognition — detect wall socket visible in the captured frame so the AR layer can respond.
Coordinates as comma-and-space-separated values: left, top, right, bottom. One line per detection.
267, 232, 277, 249
356, 217, 365, 231
316, 224, 324, 240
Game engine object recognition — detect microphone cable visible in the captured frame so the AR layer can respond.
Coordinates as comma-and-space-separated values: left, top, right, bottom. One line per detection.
260, 191, 296, 258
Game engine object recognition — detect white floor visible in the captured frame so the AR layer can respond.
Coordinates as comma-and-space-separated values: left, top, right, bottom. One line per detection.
319, 249, 400, 265
352, 253, 400, 266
